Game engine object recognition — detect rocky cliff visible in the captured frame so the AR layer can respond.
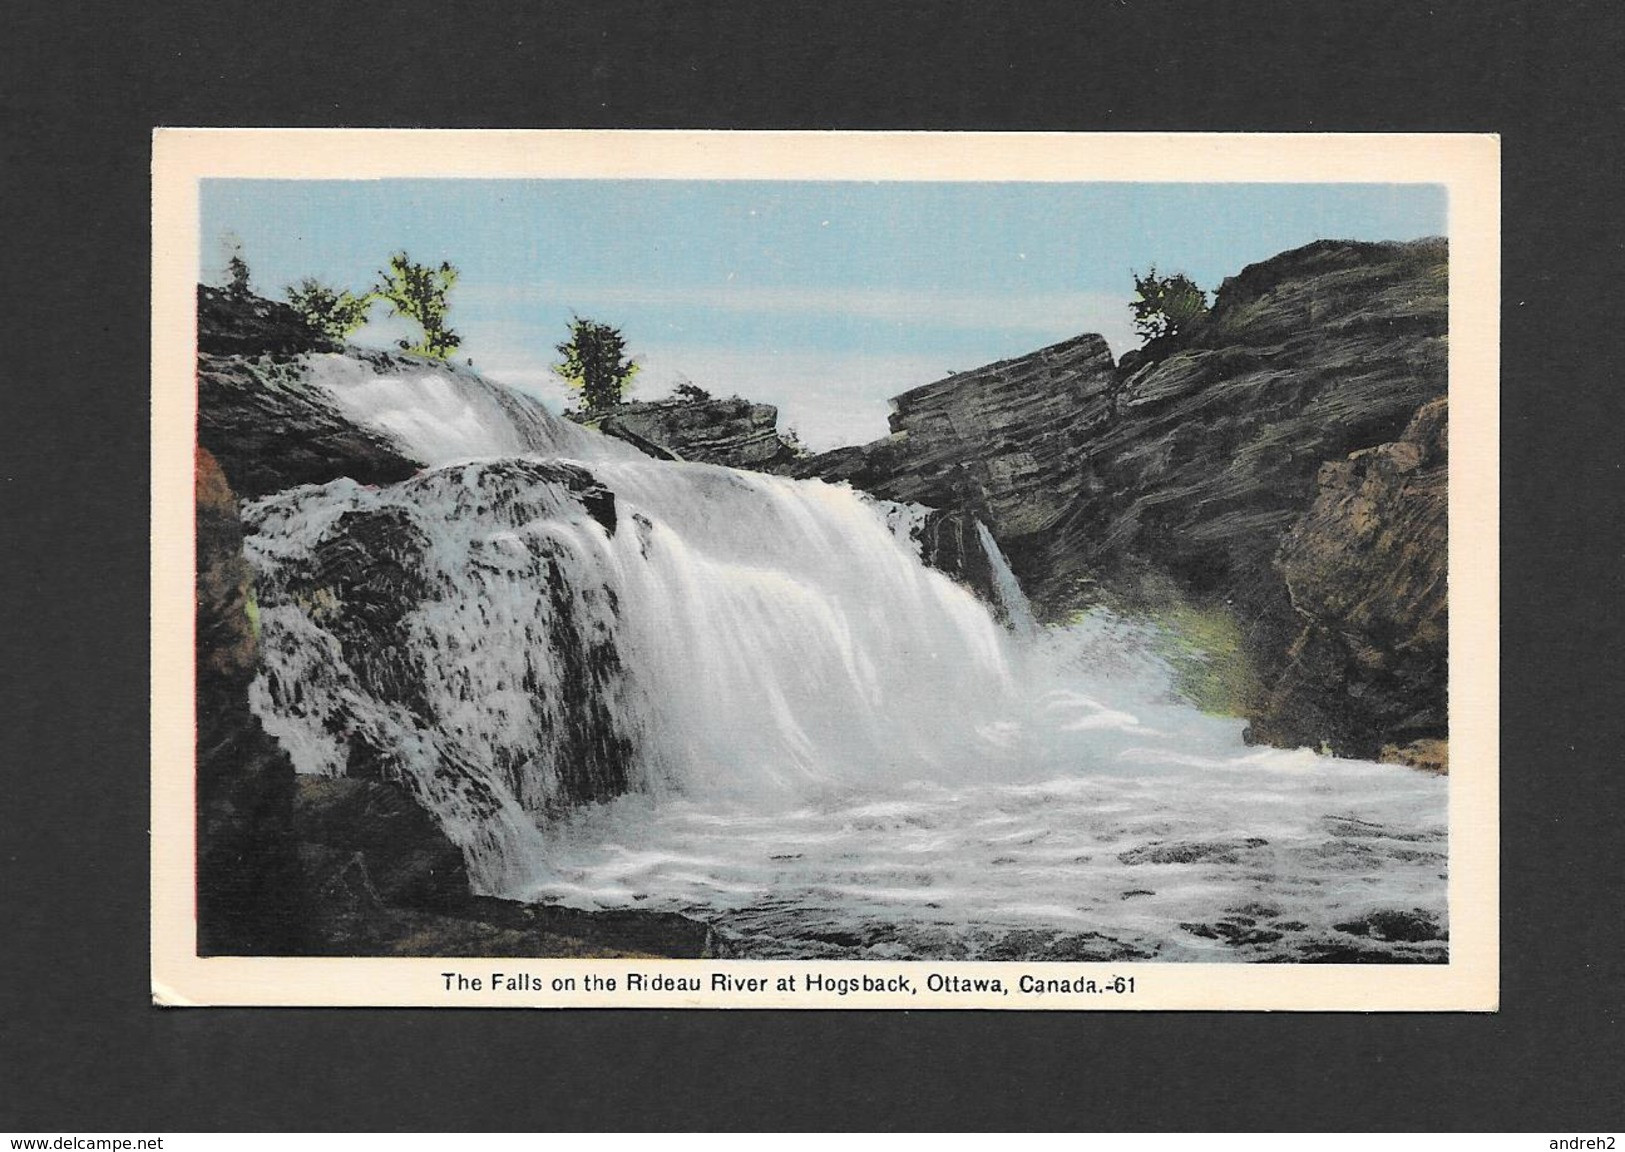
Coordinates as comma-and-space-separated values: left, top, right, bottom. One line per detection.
588, 396, 801, 470
1035, 238, 1447, 618
1253, 398, 1449, 765
789, 333, 1119, 545
797, 238, 1449, 758
195, 446, 306, 954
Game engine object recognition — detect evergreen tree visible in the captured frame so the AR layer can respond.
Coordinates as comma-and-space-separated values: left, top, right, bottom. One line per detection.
226, 254, 252, 298
555, 317, 639, 413
1129, 266, 1209, 344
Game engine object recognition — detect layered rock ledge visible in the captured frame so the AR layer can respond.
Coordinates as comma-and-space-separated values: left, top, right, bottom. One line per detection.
792, 238, 1449, 758
583, 396, 802, 470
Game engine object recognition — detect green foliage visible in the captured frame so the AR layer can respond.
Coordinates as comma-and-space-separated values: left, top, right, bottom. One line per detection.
285, 278, 375, 340
375, 252, 460, 358
555, 317, 639, 414
1130, 266, 1209, 344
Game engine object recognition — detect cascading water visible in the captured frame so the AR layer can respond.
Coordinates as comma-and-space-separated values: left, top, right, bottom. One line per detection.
244, 353, 1449, 961
975, 519, 1040, 637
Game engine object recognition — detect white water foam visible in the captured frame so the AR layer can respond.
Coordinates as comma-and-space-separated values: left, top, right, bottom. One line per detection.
525, 614, 1447, 960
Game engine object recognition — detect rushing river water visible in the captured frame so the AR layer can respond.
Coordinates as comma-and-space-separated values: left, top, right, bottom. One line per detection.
245, 355, 1449, 962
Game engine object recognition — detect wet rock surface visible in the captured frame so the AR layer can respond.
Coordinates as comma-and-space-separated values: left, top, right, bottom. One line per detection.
897, 506, 1014, 623
298, 834, 718, 958
292, 776, 470, 911
248, 459, 636, 819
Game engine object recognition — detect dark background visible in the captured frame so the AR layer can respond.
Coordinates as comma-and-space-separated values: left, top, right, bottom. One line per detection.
3, 0, 1622, 1132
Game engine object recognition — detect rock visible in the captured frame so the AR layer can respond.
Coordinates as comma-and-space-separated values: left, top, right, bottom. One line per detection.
195, 446, 259, 688
195, 447, 307, 955
1331, 908, 1443, 943
198, 284, 342, 357
198, 354, 421, 498
980, 928, 1152, 962
297, 851, 721, 958
286, 778, 723, 957
292, 776, 470, 911
1250, 397, 1449, 758
1380, 738, 1450, 774
249, 458, 637, 814
198, 446, 717, 957
1118, 837, 1270, 866
907, 507, 1013, 623
791, 333, 1119, 548
588, 396, 801, 469
1031, 238, 1447, 619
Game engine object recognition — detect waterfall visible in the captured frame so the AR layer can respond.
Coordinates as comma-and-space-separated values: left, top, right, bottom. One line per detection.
975, 519, 1039, 637
244, 354, 1028, 891
240, 352, 1448, 959
305, 352, 649, 466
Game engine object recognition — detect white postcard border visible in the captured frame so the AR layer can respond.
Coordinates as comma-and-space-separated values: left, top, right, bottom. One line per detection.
152, 129, 1499, 1010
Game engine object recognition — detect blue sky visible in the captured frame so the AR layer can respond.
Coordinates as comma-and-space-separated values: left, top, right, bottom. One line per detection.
202, 180, 1445, 449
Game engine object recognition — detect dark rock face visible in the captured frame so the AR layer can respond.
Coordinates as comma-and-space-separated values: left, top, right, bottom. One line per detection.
198, 354, 421, 499
272, 503, 437, 744
791, 333, 1119, 549
591, 397, 801, 469
1033, 238, 1447, 617
197, 284, 420, 500
1072, 240, 1447, 757
910, 507, 1009, 622
198, 284, 342, 357
299, 848, 720, 958
1249, 397, 1449, 759
291, 776, 473, 911
195, 447, 307, 955
1331, 907, 1443, 944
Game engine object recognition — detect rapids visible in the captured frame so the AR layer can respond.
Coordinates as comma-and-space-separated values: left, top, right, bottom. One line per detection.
242, 354, 1448, 961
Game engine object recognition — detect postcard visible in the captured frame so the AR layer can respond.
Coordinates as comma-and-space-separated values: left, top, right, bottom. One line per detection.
152, 130, 1498, 1008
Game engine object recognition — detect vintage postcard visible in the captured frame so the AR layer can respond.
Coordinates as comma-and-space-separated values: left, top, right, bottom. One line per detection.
152, 130, 1498, 1008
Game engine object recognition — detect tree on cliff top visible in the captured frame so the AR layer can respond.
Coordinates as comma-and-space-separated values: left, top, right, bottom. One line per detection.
376, 252, 460, 359
285, 278, 376, 340
555, 317, 639, 414
225, 253, 254, 300
1130, 267, 1209, 345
